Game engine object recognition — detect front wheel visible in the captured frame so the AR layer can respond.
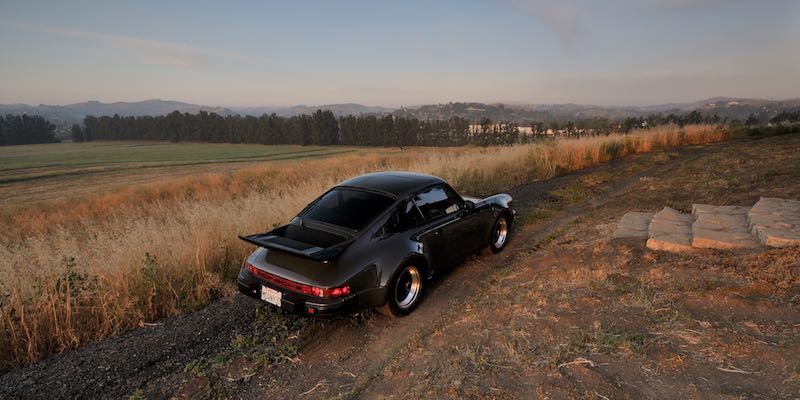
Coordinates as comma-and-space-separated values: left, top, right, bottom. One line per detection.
378, 265, 425, 317
489, 214, 511, 253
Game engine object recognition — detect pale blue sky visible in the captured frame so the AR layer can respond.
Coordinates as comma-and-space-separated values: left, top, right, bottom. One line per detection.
0, 0, 798, 107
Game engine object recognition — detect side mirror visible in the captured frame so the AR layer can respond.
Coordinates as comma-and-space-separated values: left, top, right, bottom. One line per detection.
464, 200, 475, 213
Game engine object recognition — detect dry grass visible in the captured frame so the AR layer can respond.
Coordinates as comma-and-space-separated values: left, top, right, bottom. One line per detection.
0, 124, 727, 371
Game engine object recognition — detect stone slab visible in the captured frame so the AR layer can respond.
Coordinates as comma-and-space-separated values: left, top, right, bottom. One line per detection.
613, 212, 654, 239
646, 207, 694, 252
691, 204, 760, 249
748, 197, 800, 247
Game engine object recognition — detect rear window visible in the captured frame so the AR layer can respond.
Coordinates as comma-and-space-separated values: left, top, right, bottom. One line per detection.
302, 188, 394, 230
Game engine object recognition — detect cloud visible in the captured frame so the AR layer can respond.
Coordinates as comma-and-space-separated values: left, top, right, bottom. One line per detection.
500, 0, 582, 47
499, 0, 731, 46
0, 19, 247, 68
632, 0, 726, 11
608, 0, 729, 14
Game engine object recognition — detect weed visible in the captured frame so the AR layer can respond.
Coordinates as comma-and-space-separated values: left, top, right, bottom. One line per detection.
537, 231, 563, 248
517, 208, 553, 224
209, 383, 230, 400
600, 141, 624, 160
569, 327, 647, 355
651, 153, 671, 164
646, 308, 691, 324
552, 182, 587, 204
184, 357, 212, 377
212, 305, 304, 371
580, 171, 611, 187
128, 389, 145, 400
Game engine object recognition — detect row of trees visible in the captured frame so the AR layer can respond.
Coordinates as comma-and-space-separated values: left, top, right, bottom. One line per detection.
82, 111, 531, 146
15, 108, 792, 147
81, 110, 340, 145
618, 111, 729, 133
0, 114, 59, 146
769, 110, 800, 124
81, 110, 744, 147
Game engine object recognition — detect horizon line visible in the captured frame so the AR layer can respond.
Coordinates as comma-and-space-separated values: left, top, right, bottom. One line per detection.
2, 95, 799, 111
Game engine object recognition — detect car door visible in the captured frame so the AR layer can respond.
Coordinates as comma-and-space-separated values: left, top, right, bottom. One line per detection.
443, 185, 488, 253
413, 185, 467, 270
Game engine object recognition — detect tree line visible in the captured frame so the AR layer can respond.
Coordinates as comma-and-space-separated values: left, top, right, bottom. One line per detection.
78, 110, 339, 145
11, 107, 787, 148
0, 114, 60, 146
617, 110, 729, 133
80, 109, 741, 147
80, 110, 507, 146
768, 110, 800, 125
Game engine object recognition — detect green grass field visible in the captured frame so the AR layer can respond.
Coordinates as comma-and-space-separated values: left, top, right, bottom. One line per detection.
0, 141, 354, 172
0, 141, 357, 206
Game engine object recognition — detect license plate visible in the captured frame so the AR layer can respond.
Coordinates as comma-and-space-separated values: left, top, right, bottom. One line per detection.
260, 286, 282, 307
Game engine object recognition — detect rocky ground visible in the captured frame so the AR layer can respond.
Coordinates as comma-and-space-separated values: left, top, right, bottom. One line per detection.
1, 133, 799, 399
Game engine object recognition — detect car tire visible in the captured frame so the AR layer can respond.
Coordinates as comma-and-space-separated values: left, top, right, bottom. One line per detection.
378, 264, 425, 317
489, 214, 511, 253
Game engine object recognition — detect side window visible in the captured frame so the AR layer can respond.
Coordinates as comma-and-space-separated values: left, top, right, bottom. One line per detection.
387, 200, 424, 232
414, 186, 460, 221
442, 186, 465, 212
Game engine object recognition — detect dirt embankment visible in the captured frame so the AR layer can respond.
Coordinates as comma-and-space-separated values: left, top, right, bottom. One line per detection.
1, 134, 799, 399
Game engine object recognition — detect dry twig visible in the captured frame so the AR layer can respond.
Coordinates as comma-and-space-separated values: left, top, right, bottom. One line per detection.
557, 357, 597, 368
300, 380, 327, 396
717, 366, 752, 374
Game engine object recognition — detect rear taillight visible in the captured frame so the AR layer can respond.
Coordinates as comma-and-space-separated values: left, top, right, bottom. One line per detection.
311, 285, 351, 298
247, 263, 350, 298
247, 263, 312, 295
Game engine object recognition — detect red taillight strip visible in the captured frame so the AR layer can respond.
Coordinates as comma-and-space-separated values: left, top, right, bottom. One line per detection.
246, 263, 350, 298
311, 285, 351, 298
247, 263, 312, 295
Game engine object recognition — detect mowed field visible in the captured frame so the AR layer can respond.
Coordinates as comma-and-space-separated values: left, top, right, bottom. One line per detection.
0, 142, 359, 206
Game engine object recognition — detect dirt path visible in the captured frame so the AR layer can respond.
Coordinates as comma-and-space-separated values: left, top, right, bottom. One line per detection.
2, 135, 798, 399
0, 296, 260, 400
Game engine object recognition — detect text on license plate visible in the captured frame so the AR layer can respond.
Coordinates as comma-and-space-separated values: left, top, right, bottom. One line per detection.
260, 286, 282, 307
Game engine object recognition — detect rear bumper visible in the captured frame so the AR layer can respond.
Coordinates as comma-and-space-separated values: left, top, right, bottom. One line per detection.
237, 267, 359, 318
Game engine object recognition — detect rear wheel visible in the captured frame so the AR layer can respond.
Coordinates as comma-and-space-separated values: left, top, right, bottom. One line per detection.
489, 214, 511, 253
378, 265, 425, 317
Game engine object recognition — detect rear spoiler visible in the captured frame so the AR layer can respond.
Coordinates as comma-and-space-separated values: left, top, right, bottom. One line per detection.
239, 232, 352, 262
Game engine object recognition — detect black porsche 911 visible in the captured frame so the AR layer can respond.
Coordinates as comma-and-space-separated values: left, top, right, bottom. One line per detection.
237, 171, 514, 317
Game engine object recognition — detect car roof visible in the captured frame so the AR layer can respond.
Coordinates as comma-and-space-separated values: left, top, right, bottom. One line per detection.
337, 171, 446, 198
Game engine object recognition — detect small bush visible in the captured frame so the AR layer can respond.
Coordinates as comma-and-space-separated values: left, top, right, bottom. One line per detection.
741, 124, 800, 137
600, 141, 624, 160
570, 327, 647, 355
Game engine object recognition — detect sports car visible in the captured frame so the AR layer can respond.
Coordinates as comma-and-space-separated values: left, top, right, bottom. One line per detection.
237, 171, 514, 317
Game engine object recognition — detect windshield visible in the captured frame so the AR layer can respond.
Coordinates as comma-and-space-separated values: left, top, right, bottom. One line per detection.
301, 188, 395, 230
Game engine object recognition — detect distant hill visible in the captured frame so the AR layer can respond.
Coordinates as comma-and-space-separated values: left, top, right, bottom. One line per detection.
394, 102, 644, 121
394, 98, 800, 123
1, 97, 797, 127
231, 103, 394, 117
0, 100, 234, 126
672, 97, 800, 121
0, 100, 391, 126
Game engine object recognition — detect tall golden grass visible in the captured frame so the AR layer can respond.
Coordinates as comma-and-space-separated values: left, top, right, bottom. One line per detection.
0, 124, 727, 371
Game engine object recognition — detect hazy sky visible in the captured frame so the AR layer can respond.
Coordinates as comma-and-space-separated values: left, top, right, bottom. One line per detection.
1, 0, 798, 107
